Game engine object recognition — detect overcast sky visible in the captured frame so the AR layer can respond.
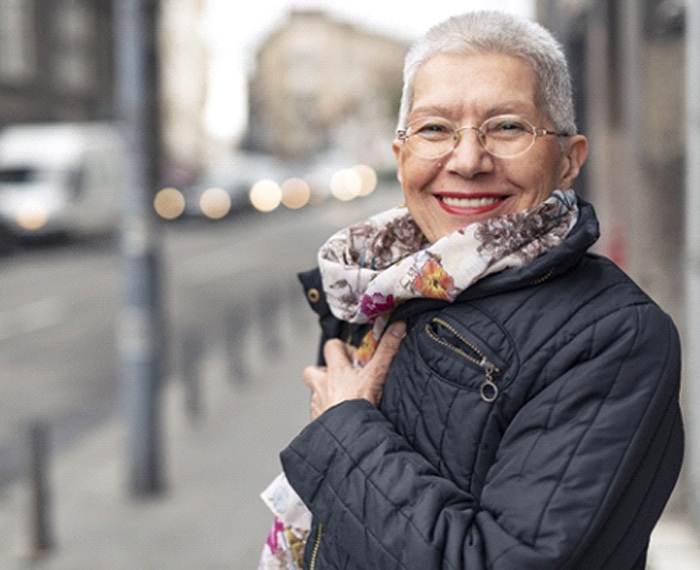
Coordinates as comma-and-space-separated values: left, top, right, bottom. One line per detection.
200, 0, 535, 140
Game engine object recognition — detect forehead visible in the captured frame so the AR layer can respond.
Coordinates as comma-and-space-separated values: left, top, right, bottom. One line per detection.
411, 52, 541, 117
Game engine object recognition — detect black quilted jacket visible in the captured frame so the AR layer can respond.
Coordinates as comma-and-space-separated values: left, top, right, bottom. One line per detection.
282, 198, 683, 569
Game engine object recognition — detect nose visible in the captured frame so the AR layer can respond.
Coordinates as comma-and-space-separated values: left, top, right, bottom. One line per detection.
455, 126, 485, 150
446, 127, 493, 174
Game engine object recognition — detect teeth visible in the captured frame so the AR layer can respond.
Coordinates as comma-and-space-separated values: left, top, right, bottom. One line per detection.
441, 196, 502, 208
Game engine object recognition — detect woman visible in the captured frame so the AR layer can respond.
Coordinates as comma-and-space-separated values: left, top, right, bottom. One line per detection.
264, 10, 683, 569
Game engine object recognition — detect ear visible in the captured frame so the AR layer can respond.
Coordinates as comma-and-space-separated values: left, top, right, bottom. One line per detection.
392, 138, 404, 184
558, 135, 588, 189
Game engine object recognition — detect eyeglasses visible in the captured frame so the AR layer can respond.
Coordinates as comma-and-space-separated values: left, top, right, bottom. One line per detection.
396, 114, 569, 159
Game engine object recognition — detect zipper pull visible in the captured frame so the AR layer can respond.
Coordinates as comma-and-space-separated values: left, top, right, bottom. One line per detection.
479, 359, 499, 403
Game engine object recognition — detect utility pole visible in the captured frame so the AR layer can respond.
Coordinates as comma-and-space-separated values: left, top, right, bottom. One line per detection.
685, 0, 700, 527
114, 0, 166, 497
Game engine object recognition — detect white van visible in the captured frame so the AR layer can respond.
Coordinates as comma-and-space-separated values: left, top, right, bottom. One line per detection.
0, 122, 126, 241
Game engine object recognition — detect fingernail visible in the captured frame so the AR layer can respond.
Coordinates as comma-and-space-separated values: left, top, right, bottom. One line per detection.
390, 321, 406, 337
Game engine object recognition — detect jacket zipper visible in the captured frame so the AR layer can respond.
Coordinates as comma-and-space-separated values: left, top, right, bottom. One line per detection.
529, 267, 555, 286
309, 523, 323, 570
425, 317, 500, 402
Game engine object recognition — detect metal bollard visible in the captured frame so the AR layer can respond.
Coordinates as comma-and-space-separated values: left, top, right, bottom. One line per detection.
181, 329, 203, 418
29, 421, 52, 556
258, 287, 283, 357
224, 305, 250, 384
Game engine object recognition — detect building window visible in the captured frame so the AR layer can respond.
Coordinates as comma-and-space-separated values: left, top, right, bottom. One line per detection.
53, 0, 97, 92
0, 0, 36, 83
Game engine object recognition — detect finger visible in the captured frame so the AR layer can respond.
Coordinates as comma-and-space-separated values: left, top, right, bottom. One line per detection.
366, 321, 406, 373
323, 338, 354, 368
342, 342, 358, 362
302, 365, 326, 388
309, 393, 322, 421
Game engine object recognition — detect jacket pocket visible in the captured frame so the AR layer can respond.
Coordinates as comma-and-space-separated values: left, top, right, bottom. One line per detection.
420, 315, 510, 402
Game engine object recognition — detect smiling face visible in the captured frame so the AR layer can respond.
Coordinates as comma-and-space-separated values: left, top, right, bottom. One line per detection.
393, 52, 588, 243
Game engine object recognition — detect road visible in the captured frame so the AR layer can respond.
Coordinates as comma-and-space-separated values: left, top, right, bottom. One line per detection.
0, 184, 400, 489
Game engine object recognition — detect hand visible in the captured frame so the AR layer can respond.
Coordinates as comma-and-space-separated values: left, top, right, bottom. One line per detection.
303, 322, 406, 420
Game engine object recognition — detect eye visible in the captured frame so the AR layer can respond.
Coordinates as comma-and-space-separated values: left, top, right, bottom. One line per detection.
501, 122, 525, 131
485, 116, 530, 137
409, 118, 454, 139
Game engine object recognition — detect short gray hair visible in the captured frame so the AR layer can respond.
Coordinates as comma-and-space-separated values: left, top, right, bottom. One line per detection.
398, 11, 577, 135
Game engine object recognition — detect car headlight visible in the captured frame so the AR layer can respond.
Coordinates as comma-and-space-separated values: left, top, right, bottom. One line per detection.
16, 201, 50, 231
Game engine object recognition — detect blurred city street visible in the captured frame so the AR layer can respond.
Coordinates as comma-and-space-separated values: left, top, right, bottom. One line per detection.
0, 1, 698, 567
0, 186, 401, 568
0, 183, 697, 568
0, 181, 700, 570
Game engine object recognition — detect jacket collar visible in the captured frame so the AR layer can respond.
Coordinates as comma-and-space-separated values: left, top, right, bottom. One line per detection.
452, 196, 600, 302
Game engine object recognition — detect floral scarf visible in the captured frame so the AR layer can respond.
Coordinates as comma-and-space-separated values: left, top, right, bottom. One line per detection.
319, 188, 578, 365
259, 189, 578, 569
258, 473, 311, 570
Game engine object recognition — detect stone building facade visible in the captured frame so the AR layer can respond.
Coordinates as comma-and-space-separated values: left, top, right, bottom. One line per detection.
245, 10, 409, 166
158, 0, 211, 183
0, 0, 115, 127
0, 0, 216, 185
536, 0, 684, 319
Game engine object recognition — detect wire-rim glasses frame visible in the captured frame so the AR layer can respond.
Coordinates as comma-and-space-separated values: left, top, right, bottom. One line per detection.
396, 114, 570, 159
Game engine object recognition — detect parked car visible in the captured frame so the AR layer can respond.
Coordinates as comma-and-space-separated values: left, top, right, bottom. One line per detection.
0, 122, 126, 241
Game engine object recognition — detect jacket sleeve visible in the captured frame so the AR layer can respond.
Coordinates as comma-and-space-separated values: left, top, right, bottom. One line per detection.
280, 303, 683, 569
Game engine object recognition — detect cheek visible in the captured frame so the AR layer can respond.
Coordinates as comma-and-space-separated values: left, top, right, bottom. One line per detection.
533, 147, 567, 188
399, 156, 441, 193
511, 156, 562, 196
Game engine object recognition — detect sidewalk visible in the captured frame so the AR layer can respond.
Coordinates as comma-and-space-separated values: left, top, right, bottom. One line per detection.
0, 292, 315, 569
0, 295, 698, 568
648, 510, 700, 570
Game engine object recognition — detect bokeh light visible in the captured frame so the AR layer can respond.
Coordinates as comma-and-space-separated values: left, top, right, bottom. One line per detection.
281, 177, 311, 209
154, 187, 186, 220
199, 187, 231, 219
249, 179, 282, 212
330, 168, 361, 201
353, 164, 377, 197
16, 201, 50, 231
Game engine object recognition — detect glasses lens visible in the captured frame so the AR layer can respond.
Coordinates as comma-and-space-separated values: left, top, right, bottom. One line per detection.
481, 115, 536, 157
405, 117, 456, 158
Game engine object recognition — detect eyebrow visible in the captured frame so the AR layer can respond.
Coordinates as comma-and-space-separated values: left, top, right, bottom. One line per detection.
486, 101, 537, 115
409, 101, 538, 121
